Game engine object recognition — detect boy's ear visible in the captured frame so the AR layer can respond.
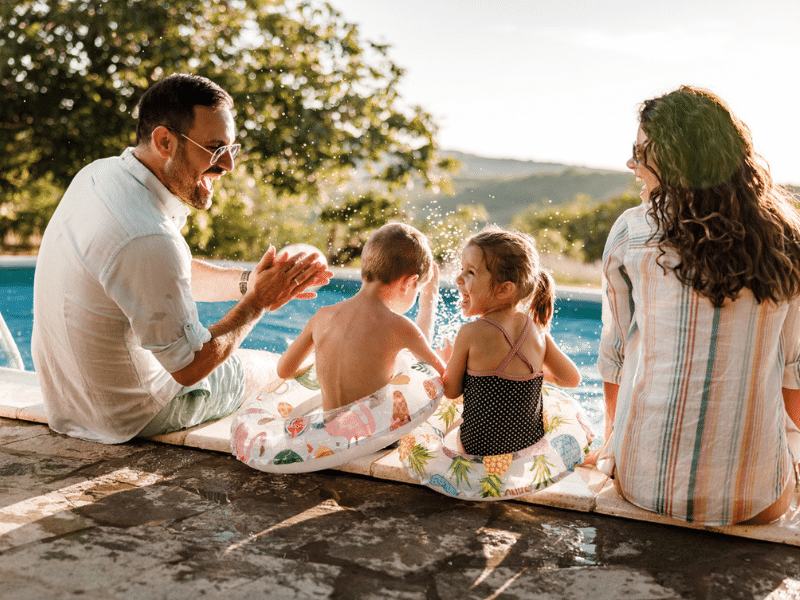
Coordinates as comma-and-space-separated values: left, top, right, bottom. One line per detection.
402, 274, 420, 291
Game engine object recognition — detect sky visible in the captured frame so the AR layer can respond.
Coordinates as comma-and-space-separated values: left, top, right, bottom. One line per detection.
330, 0, 800, 185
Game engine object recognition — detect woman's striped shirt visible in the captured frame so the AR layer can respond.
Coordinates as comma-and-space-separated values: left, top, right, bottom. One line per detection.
598, 203, 799, 526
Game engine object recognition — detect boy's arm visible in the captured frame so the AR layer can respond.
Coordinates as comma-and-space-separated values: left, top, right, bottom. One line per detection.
415, 264, 439, 343
542, 333, 581, 388
276, 316, 316, 380
441, 326, 471, 399
402, 318, 446, 376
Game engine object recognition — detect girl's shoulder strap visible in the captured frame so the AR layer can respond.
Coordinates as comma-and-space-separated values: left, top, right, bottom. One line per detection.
478, 315, 515, 347
497, 317, 535, 373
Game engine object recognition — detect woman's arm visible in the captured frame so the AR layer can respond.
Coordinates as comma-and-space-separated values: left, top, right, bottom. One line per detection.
602, 381, 619, 443
542, 333, 581, 387
597, 215, 632, 388
785, 388, 800, 429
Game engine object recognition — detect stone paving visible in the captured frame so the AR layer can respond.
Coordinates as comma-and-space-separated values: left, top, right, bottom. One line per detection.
2, 417, 800, 600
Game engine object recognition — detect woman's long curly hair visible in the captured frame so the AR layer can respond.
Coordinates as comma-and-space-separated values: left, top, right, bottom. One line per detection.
639, 85, 800, 307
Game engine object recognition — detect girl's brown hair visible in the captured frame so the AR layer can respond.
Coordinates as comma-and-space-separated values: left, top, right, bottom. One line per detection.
638, 85, 800, 307
466, 226, 554, 328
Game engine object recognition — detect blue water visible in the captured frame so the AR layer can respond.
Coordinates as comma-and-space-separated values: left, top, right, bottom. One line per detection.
0, 265, 604, 430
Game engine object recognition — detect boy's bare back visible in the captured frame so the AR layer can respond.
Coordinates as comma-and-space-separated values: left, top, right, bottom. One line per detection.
276, 222, 445, 412
310, 293, 421, 410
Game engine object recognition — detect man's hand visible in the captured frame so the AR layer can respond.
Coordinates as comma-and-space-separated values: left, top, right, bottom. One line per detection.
247, 246, 333, 311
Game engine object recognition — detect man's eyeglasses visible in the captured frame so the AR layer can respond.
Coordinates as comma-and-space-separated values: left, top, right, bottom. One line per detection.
166, 126, 241, 165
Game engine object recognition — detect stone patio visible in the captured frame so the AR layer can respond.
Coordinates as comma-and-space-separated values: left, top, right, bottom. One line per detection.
2, 416, 800, 600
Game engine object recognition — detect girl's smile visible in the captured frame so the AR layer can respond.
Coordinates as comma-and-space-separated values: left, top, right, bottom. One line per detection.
455, 245, 497, 317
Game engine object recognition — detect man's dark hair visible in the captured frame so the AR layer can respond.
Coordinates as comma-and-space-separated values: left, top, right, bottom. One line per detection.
135, 73, 233, 145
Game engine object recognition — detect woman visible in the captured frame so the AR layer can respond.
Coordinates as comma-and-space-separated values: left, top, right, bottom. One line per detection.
597, 85, 800, 526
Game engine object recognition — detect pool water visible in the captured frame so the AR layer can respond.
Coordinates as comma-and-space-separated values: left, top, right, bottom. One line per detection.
1, 266, 604, 432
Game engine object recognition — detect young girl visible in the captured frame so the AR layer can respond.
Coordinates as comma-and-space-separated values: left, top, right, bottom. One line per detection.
441, 226, 581, 456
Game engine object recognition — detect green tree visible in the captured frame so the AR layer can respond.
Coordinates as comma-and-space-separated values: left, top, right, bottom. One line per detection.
318, 191, 403, 265
513, 192, 640, 262
0, 0, 453, 255
414, 203, 489, 264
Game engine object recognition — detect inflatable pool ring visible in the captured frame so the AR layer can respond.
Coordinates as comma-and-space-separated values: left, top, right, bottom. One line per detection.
399, 384, 595, 500
231, 350, 443, 473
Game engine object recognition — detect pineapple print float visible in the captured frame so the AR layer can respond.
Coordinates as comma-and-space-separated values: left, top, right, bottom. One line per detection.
400, 383, 595, 501
398, 434, 434, 478
480, 453, 513, 498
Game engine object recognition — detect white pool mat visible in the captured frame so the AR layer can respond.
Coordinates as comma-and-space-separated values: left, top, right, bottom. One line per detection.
2, 366, 798, 546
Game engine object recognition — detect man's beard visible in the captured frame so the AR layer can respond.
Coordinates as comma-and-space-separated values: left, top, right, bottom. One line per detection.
164, 145, 220, 211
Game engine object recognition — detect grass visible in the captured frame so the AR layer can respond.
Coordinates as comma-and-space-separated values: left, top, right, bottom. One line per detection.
542, 253, 602, 288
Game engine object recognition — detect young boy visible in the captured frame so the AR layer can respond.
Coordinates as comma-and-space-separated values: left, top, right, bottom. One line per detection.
277, 223, 446, 412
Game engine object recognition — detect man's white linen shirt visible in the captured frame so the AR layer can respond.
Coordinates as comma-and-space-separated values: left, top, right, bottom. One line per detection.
32, 148, 212, 443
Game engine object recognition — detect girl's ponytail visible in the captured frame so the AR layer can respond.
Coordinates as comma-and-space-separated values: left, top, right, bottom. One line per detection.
529, 269, 554, 329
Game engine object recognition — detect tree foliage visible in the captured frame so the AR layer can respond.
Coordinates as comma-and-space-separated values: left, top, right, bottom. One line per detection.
0, 0, 454, 256
513, 192, 641, 262
414, 203, 489, 264
319, 191, 403, 265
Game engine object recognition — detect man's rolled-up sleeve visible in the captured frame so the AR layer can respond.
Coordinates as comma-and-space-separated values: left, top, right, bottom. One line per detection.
102, 234, 211, 374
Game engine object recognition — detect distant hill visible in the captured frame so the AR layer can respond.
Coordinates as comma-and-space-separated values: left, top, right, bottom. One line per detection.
405, 151, 636, 225
439, 150, 569, 179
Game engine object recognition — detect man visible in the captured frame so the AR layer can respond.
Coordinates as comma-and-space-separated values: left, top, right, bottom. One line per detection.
31, 73, 330, 444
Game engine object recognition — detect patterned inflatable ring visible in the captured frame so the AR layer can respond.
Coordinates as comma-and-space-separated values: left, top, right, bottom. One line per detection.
399, 383, 595, 500
231, 350, 444, 473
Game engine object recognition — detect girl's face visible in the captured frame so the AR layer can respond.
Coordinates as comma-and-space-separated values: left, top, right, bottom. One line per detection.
626, 126, 660, 204
455, 245, 497, 317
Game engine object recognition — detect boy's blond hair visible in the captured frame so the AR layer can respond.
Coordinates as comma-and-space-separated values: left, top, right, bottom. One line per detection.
361, 223, 433, 285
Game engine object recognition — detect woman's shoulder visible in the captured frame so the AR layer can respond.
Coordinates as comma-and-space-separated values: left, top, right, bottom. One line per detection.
613, 202, 650, 229
607, 203, 657, 249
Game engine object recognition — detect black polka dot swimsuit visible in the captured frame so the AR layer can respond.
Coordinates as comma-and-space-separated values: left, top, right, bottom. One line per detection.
460, 316, 545, 456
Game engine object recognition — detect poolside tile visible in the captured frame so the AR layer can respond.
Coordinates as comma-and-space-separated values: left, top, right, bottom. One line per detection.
370, 448, 421, 485
0, 367, 42, 419
3, 366, 800, 546
334, 448, 393, 477
149, 428, 191, 447
0, 418, 49, 445
182, 414, 236, 454
16, 403, 47, 424
518, 465, 608, 513
7, 432, 136, 462
594, 478, 800, 546
0, 509, 93, 552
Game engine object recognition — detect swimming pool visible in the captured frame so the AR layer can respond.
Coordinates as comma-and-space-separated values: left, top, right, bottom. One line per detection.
0, 259, 604, 432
